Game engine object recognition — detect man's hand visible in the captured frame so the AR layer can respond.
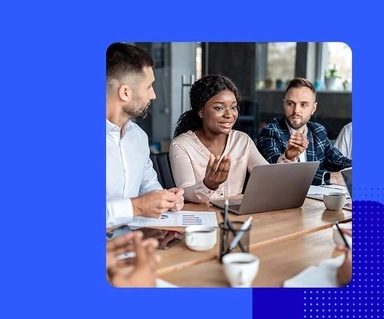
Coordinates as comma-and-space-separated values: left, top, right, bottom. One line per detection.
106, 231, 161, 287
335, 228, 352, 287
167, 187, 184, 211
330, 172, 346, 186
131, 190, 182, 218
285, 131, 309, 161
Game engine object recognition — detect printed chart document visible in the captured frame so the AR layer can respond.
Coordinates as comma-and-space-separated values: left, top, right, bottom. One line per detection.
129, 211, 218, 228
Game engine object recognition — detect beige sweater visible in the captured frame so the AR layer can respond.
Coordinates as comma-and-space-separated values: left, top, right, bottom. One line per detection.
169, 130, 269, 203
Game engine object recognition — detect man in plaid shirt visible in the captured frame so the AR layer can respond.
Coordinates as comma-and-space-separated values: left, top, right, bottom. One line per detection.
256, 77, 352, 186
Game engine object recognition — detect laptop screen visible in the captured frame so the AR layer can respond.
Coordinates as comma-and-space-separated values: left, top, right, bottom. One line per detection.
341, 168, 352, 199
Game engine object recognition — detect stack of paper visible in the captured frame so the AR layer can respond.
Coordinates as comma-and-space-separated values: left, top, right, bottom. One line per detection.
307, 185, 350, 201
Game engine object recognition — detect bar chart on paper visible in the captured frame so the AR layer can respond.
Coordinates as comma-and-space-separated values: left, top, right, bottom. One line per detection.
129, 211, 218, 227
179, 211, 217, 226
182, 214, 203, 225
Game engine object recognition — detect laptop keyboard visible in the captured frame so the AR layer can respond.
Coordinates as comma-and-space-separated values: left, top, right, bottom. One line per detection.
229, 204, 241, 212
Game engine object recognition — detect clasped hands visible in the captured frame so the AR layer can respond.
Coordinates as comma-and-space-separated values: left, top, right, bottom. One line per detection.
132, 187, 184, 219
106, 231, 161, 287
285, 131, 309, 161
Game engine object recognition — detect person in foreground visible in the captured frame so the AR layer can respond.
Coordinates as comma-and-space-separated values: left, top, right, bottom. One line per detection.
256, 77, 352, 186
333, 122, 352, 160
169, 74, 295, 204
335, 228, 352, 287
106, 231, 160, 287
106, 42, 184, 227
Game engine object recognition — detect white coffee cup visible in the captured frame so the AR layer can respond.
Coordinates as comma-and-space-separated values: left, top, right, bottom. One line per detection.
222, 252, 259, 287
323, 192, 346, 210
185, 225, 217, 251
332, 224, 352, 248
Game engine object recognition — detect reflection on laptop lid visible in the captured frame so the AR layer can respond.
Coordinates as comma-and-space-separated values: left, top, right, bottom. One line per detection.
341, 168, 352, 199
210, 161, 319, 215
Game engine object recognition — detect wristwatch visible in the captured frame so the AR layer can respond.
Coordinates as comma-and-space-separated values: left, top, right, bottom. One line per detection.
323, 172, 331, 185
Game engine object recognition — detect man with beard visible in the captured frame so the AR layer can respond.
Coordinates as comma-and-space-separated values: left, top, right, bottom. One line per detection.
106, 42, 184, 227
256, 77, 352, 186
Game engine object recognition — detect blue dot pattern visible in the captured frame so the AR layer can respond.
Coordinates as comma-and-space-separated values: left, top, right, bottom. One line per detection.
303, 200, 384, 318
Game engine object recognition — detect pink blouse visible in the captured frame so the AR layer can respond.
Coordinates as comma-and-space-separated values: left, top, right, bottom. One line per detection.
169, 130, 269, 203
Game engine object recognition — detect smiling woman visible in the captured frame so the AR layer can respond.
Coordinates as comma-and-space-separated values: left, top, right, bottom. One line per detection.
169, 74, 285, 204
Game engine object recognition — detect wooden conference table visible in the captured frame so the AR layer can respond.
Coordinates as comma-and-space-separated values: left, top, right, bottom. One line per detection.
153, 196, 352, 287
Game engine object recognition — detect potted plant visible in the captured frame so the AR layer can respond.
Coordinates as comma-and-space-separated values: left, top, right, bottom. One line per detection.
343, 79, 352, 91
324, 65, 341, 90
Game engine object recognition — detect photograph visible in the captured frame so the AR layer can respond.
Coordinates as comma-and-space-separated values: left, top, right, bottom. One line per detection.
105, 42, 352, 288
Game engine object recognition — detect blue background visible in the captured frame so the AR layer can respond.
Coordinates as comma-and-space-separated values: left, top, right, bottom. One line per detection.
1, 1, 382, 318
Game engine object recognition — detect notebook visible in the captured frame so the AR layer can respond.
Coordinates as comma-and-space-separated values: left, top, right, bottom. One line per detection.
209, 161, 319, 215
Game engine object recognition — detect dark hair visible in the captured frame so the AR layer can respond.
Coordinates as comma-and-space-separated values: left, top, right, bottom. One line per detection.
285, 77, 316, 100
173, 74, 241, 138
106, 42, 154, 84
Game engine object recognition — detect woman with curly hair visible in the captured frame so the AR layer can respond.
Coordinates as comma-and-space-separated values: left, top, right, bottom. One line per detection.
169, 74, 291, 204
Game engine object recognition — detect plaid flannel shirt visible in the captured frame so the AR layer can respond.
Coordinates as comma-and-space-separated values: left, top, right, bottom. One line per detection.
256, 117, 352, 185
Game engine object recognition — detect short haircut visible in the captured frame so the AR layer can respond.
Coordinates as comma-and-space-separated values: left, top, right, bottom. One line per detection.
285, 77, 316, 100
106, 42, 154, 84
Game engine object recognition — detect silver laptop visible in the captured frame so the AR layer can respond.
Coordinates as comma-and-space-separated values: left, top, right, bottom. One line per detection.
341, 168, 352, 199
341, 167, 352, 210
210, 161, 319, 215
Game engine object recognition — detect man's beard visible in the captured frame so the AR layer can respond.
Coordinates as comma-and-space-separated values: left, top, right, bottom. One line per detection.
286, 115, 305, 130
123, 101, 150, 119
136, 105, 149, 119
287, 120, 303, 129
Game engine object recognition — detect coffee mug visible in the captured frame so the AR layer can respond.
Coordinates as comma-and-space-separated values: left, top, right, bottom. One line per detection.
222, 252, 259, 287
323, 192, 346, 210
332, 224, 352, 248
185, 225, 217, 251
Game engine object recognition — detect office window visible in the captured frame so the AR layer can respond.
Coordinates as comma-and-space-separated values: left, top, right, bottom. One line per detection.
196, 44, 202, 80
326, 42, 352, 83
267, 42, 296, 82
256, 42, 296, 89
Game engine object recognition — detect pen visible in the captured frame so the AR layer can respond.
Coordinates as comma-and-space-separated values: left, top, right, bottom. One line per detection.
227, 216, 253, 252
224, 199, 229, 228
334, 220, 350, 249
220, 211, 246, 252
221, 199, 230, 258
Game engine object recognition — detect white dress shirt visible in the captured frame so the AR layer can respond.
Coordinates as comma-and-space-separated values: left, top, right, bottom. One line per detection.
333, 122, 352, 160
106, 119, 162, 227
